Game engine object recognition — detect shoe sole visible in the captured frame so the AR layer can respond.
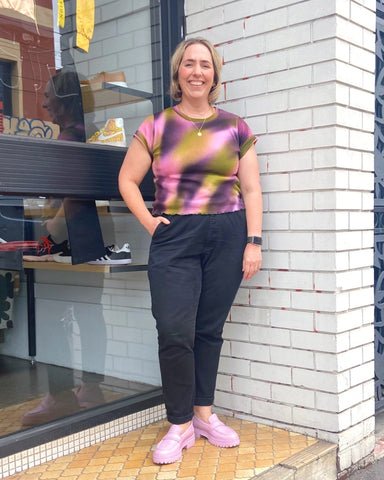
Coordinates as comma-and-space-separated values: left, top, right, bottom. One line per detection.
23, 254, 54, 262
152, 436, 195, 464
194, 429, 240, 448
52, 255, 72, 264
88, 259, 132, 265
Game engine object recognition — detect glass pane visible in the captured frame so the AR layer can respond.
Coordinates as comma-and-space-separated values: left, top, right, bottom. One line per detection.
0, 0, 163, 439
0, 0, 157, 146
0, 201, 160, 437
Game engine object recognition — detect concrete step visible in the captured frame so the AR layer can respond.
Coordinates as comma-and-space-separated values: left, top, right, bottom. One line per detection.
252, 440, 338, 480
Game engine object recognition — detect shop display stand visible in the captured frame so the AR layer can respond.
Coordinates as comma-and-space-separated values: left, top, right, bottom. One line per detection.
23, 261, 147, 274
81, 82, 153, 112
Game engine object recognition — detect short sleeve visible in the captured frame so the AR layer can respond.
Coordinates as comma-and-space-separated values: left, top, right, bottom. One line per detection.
238, 117, 257, 158
134, 114, 154, 156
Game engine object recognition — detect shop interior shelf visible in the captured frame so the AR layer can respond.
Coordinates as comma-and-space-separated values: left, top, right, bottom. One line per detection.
23, 261, 147, 273
23, 204, 110, 219
81, 82, 153, 113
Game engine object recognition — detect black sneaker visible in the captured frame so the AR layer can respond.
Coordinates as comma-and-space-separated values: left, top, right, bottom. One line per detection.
23, 235, 69, 261
88, 243, 132, 265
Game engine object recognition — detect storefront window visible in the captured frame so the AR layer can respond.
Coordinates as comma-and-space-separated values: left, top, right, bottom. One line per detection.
0, 194, 160, 438
0, 0, 158, 145
0, 0, 184, 453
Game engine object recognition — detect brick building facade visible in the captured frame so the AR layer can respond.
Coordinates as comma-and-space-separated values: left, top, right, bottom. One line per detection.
185, 0, 376, 474
0, 0, 376, 477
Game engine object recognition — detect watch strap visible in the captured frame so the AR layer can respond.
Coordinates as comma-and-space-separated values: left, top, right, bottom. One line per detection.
247, 236, 262, 246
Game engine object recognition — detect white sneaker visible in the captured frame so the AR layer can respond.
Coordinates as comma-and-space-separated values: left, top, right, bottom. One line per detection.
87, 118, 126, 147
88, 243, 132, 265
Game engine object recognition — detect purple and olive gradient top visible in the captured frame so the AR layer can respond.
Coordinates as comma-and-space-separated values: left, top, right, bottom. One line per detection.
134, 106, 257, 215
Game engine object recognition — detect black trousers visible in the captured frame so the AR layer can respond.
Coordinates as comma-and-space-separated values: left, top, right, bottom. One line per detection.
148, 210, 247, 424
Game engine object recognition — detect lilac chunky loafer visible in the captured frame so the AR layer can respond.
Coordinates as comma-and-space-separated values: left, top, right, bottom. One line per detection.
153, 423, 195, 464
193, 413, 240, 447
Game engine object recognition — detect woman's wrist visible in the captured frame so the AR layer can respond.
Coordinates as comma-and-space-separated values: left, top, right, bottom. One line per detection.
246, 236, 262, 246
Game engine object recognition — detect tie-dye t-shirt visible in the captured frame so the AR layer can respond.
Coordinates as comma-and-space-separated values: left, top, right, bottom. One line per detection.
134, 106, 257, 215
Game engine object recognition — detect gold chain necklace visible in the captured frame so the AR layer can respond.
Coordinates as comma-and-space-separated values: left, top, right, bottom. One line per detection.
178, 105, 213, 137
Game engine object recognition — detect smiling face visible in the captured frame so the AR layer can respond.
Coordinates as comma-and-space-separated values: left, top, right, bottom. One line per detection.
178, 43, 215, 104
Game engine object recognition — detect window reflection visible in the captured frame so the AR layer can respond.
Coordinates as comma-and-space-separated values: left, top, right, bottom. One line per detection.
0, 0, 154, 145
42, 70, 85, 142
0, 0, 162, 440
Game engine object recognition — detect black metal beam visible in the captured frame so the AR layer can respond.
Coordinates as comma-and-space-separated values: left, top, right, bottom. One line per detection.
0, 135, 154, 200
161, 0, 185, 109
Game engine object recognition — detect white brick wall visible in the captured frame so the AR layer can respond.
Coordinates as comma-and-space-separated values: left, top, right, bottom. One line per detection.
185, 0, 376, 475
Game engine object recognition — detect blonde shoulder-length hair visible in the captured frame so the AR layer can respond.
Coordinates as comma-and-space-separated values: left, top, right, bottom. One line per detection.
170, 38, 222, 105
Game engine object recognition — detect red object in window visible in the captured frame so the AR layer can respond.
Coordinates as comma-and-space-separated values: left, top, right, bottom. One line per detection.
0, 241, 39, 251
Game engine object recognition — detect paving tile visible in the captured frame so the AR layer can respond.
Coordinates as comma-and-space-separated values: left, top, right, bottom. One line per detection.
5, 416, 318, 480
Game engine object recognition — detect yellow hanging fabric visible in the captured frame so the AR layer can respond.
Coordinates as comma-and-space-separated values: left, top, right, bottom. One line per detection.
76, 0, 95, 53
57, 0, 65, 28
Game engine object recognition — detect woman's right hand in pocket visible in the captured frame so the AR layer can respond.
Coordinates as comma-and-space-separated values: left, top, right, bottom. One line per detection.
148, 216, 170, 236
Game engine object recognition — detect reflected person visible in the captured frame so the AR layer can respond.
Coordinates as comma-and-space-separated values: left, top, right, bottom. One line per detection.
21, 71, 106, 426
43, 70, 86, 142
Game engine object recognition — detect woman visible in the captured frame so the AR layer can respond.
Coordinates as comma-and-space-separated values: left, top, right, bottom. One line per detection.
42, 70, 86, 142
119, 37, 262, 464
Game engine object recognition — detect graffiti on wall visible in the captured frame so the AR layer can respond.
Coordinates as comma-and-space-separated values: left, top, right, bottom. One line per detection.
3, 115, 59, 138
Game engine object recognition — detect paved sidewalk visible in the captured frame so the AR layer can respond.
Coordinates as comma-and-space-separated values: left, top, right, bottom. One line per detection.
3, 416, 319, 480
347, 457, 384, 480
346, 411, 384, 480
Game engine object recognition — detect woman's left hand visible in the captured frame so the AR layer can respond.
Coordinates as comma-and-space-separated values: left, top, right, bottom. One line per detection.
242, 244, 262, 281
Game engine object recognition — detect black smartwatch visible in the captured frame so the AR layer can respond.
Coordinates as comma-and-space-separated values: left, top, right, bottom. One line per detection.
247, 236, 262, 246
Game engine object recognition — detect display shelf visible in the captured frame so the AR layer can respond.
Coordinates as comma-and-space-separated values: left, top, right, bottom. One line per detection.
23, 261, 147, 273
81, 82, 153, 113
23, 204, 109, 219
